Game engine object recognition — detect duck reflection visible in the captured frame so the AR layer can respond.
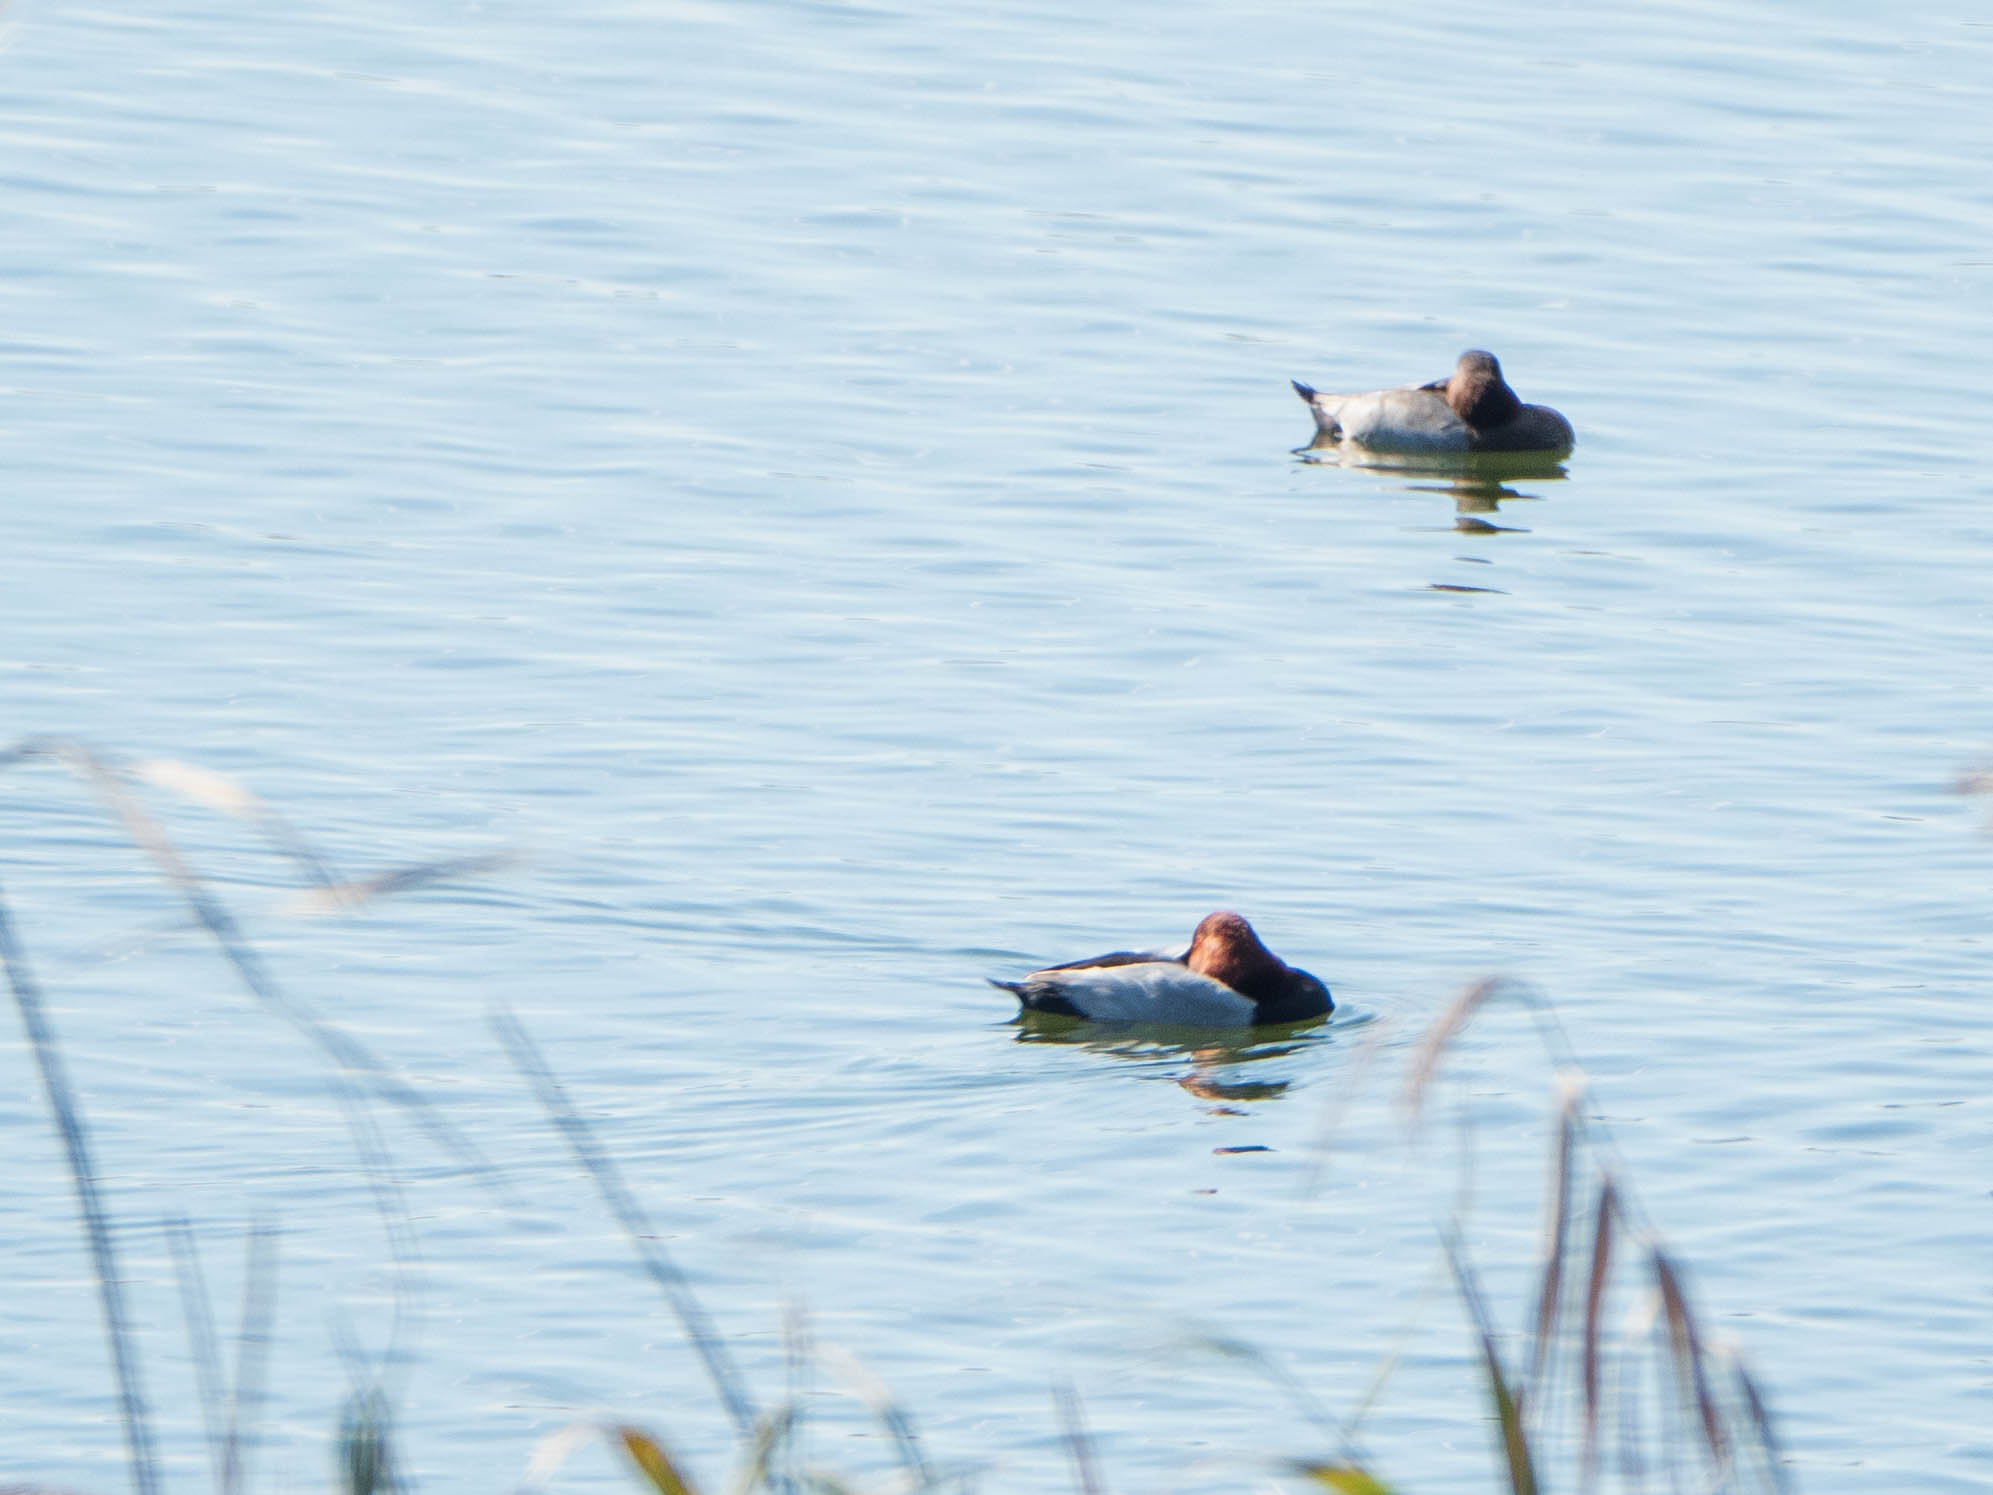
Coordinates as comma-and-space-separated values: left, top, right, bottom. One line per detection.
1299, 433, 1569, 481
1299, 441, 1567, 524
1422, 476, 1547, 518
1011, 1012, 1330, 1107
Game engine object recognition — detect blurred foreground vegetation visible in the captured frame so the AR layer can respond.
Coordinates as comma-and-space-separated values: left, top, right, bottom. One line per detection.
3, 739, 1787, 1495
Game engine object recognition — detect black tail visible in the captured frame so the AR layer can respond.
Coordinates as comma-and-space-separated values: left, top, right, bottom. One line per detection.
988, 977, 1082, 1018
1291, 379, 1317, 402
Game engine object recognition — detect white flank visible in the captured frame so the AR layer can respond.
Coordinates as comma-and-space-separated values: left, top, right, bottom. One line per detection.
1324, 387, 1470, 452
1034, 962, 1257, 1025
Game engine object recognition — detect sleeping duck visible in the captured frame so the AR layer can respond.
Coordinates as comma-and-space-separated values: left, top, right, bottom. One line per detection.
1293, 349, 1573, 455
991, 912, 1332, 1026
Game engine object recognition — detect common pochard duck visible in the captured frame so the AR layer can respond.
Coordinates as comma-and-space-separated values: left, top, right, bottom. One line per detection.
991, 912, 1332, 1026
1293, 350, 1574, 455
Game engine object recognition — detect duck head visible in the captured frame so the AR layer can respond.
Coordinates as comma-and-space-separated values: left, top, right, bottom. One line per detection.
1183, 912, 1273, 989
1442, 349, 1524, 429
1185, 911, 1333, 1021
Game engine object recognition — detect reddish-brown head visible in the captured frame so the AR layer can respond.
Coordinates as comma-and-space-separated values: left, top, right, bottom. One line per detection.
1184, 911, 1284, 995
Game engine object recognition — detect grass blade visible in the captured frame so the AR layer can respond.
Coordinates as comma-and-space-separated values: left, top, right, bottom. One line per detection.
489, 1005, 759, 1439
1052, 1379, 1104, 1495
1522, 1074, 1581, 1421
1442, 1227, 1537, 1495
1304, 1014, 1393, 1193
1186, 1332, 1345, 1448
782, 1305, 813, 1493
1402, 978, 1508, 1125
166, 1216, 229, 1492
729, 1404, 800, 1495
1651, 1248, 1728, 1478
129, 755, 343, 891
46, 738, 506, 1191
281, 849, 521, 917
619, 1426, 704, 1495
0, 882, 161, 1495
1729, 1350, 1790, 1495
1290, 1465, 1401, 1495
337, 1385, 399, 1495
518, 1419, 600, 1491
222, 1218, 279, 1495
1611, 1311, 1650, 1493
817, 1338, 937, 1491
1578, 1177, 1618, 1493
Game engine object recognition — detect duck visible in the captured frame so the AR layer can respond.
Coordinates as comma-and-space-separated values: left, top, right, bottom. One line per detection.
991, 912, 1332, 1026
1292, 350, 1574, 455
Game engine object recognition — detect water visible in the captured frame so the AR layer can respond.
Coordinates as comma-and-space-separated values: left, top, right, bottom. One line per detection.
3, 0, 1992, 1490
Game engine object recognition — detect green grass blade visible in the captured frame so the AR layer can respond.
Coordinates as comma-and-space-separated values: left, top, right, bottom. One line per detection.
1289, 1461, 1402, 1495
337, 1386, 399, 1495
618, 1426, 703, 1495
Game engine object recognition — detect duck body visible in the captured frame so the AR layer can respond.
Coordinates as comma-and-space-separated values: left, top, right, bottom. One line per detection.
992, 912, 1332, 1027
1294, 350, 1573, 456
1296, 385, 1472, 453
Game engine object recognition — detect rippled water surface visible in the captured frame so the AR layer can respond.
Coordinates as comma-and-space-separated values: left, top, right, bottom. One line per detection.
4, 1, 1992, 1491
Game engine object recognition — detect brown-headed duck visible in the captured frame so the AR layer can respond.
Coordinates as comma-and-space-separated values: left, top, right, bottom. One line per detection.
991, 912, 1332, 1026
1293, 349, 1574, 455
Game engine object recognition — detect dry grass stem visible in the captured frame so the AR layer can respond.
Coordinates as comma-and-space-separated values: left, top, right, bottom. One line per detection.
1401, 977, 1511, 1125
1053, 1380, 1105, 1495
0, 886, 162, 1495
816, 1339, 936, 1492
489, 1005, 760, 1440
1304, 1014, 1393, 1193
281, 849, 522, 916
1577, 1176, 1618, 1492
1522, 1075, 1581, 1420
1651, 1248, 1728, 1481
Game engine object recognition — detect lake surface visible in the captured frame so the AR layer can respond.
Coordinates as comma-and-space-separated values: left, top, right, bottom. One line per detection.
3, 0, 1991, 1491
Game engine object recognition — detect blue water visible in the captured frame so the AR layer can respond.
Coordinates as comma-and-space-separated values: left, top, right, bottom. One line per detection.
4, 0, 1992, 1491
